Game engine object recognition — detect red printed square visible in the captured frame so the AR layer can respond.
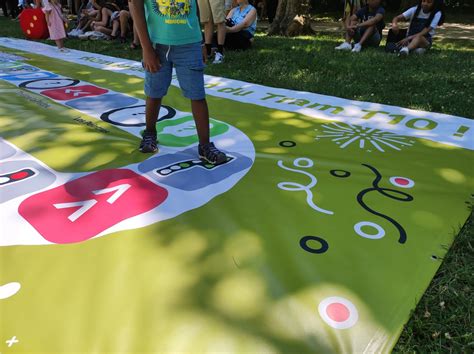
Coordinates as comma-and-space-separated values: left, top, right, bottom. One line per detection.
19, 169, 168, 244
40, 85, 108, 100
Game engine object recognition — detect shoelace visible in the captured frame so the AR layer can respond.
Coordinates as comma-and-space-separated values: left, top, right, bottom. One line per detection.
204, 144, 223, 161
142, 134, 156, 146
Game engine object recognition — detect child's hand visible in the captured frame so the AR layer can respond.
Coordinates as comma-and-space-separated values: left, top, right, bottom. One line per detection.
397, 37, 410, 47
142, 47, 161, 73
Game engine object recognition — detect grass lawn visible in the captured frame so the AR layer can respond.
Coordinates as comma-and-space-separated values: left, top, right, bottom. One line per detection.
0, 15, 472, 352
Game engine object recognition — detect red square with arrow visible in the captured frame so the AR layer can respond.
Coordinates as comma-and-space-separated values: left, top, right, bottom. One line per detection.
40, 85, 108, 100
19, 169, 168, 244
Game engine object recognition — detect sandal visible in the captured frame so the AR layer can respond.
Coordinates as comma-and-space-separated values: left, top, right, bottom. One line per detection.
130, 42, 140, 50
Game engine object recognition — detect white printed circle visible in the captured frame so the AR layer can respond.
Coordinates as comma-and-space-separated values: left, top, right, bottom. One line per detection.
354, 221, 385, 239
318, 296, 359, 329
0, 282, 21, 299
389, 176, 415, 189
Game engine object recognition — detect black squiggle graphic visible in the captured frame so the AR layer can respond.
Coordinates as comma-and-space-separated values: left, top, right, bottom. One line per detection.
357, 164, 413, 244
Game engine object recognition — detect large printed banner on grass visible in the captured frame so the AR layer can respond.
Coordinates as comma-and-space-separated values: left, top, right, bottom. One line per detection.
0, 38, 472, 353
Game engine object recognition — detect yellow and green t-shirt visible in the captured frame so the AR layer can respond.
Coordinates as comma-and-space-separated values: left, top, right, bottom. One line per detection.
145, 0, 202, 45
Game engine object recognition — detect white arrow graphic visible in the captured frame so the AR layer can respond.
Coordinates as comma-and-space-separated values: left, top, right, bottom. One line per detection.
52, 184, 131, 222
92, 184, 131, 204
53, 199, 97, 222
65, 89, 93, 97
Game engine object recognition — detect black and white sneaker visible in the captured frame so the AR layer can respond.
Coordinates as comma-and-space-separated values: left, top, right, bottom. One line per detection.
139, 131, 158, 153
198, 142, 227, 165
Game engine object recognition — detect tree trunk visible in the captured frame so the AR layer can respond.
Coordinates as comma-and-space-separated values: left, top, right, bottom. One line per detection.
268, 0, 314, 37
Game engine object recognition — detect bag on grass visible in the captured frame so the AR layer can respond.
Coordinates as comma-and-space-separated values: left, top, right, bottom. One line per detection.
385, 28, 408, 53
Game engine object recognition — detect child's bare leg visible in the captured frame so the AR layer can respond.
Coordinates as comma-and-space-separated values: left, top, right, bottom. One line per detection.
407, 35, 429, 50
191, 99, 210, 145
119, 11, 130, 37
357, 25, 375, 45
55, 38, 64, 49
145, 97, 161, 133
345, 19, 358, 43
95, 25, 112, 36
111, 21, 119, 37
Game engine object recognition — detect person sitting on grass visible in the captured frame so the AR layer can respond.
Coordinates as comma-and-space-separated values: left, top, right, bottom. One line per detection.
216, 0, 256, 51
335, 0, 385, 53
68, 0, 101, 37
391, 0, 445, 57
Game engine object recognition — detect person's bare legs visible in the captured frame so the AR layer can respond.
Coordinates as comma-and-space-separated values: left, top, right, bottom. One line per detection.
407, 35, 430, 50
55, 38, 64, 49
191, 99, 210, 145
119, 10, 130, 40
110, 20, 119, 37
94, 25, 112, 36
357, 25, 375, 46
145, 97, 161, 133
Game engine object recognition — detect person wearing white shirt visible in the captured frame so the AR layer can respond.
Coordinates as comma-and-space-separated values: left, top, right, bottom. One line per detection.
391, 0, 445, 56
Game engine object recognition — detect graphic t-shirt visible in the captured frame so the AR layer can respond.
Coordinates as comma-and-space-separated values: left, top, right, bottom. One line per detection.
145, 0, 202, 46
356, 6, 385, 34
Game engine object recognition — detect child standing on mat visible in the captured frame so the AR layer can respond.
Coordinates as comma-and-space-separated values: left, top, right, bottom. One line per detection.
391, 0, 444, 56
131, 0, 227, 165
43, 0, 68, 52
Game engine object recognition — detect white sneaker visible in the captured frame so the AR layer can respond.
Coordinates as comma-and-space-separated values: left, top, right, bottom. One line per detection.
213, 52, 224, 64
351, 43, 362, 53
335, 42, 352, 51
399, 46, 409, 57
414, 48, 426, 55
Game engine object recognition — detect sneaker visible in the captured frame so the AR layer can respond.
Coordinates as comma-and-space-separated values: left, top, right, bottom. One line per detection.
351, 43, 362, 53
399, 46, 409, 57
139, 131, 158, 153
68, 28, 78, 37
213, 52, 224, 64
414, 48, 427, 55
198, 142, 227, 165
335, 42, 352, 51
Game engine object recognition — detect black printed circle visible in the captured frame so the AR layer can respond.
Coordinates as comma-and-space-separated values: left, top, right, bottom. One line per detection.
100, 104, 177, 127
330, 170, 351, 178
279, 140, 296, 148
19, 78, 80, 90
300, 236, 329, 254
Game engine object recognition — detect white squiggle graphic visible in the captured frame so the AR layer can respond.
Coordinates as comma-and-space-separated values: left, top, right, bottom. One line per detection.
277, 158, 334, 215
0, 282, 21, 299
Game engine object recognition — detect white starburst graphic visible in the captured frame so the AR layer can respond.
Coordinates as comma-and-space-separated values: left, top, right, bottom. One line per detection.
315, 123, 415, 152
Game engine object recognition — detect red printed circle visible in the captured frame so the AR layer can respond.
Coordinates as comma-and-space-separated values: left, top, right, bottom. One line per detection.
326, 302, 350, 322
394, 178, 409, 186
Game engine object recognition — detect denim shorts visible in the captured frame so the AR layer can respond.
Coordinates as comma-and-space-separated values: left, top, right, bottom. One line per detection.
355, 27, 382, 47
144, 41, 206, 100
